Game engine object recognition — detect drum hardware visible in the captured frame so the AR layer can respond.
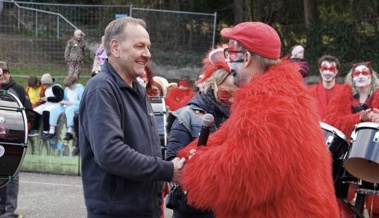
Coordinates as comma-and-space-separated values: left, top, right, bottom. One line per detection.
374, 131, 379, 142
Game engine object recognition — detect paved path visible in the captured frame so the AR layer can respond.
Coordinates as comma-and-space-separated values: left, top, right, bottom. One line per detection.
16, 172, 173, 218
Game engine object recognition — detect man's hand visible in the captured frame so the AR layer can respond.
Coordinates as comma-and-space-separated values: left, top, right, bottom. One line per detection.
171, 157, 186, 184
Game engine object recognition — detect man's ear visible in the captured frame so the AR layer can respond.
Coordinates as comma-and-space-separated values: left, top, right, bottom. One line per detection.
244, 52, 252, 67
110, 40, 119, 57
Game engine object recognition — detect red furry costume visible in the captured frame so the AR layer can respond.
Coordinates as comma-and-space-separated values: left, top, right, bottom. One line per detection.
324, 84, 379, 218
165, 87, 195, 111
177, 61, 339, 218
308, 83, 345, 119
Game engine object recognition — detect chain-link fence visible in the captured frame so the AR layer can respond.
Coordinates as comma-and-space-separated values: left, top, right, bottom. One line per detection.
0, 1, 216, 80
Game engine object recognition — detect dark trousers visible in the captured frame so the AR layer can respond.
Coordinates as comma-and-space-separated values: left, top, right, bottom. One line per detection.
0, 175, 19, 214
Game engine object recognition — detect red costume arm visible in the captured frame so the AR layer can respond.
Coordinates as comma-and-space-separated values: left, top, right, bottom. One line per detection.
180, 62, 338, 217
177, 127, 229, 159
323, 85, 360, 138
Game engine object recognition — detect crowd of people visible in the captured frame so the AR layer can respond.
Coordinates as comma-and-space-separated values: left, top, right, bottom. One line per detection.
1, 16, 379, 218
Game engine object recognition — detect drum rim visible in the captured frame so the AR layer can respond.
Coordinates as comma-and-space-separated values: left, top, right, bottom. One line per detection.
320, 122, 347, 140
355, 122, 379, 129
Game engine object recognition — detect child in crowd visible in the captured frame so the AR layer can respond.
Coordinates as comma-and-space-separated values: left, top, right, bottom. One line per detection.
45, 75, 84, 140
25, 75, 46, 109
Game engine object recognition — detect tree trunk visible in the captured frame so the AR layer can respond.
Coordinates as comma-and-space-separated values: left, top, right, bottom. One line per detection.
304, 0, 317, 26
234, 0, 244, 24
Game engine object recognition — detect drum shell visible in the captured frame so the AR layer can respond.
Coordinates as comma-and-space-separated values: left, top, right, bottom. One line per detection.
320, 122, 349, 163
0, 92, 28, 188
344, 123, 379, 184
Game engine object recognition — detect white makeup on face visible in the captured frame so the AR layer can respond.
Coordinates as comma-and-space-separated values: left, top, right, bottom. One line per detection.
136, 77, 147, 88
320, 61, 337, 82
353, 65, 372, 87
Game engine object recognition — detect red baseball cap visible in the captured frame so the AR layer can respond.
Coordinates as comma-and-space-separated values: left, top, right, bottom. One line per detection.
221, 22, 281, 60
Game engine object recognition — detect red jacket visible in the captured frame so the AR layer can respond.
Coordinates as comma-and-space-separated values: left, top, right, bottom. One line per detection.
324, 85, 379, 138
177, 61, 339, 218
165, 87, 195, 111
308, 82, 345, 119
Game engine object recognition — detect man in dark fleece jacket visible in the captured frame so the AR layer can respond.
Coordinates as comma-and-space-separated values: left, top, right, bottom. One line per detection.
79, 17, 185, 218
0, 61, 33, 218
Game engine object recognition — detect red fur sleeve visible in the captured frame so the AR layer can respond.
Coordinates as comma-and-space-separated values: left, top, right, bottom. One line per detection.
177, 126, 229, 159
323, 85, 360, 138
180, 67, 335, 215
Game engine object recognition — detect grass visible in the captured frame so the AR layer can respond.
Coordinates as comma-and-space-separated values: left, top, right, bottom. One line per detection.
8, 66, 92, 88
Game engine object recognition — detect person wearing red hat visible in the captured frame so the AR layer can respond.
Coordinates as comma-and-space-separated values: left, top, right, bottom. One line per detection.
175, 22, 339, 218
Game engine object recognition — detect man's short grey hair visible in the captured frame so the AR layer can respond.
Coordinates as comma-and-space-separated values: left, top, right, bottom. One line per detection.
103, 17, 147, 57
235, 41, 281, 72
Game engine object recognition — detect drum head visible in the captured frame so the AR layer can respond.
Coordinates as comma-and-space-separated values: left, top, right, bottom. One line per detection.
344, 158, 379, 184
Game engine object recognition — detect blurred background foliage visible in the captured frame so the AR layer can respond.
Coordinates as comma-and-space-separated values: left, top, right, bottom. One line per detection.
11, 0, 379, 77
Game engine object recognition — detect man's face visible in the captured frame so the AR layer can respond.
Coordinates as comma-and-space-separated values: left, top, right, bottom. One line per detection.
226, 40, 252, 87
115, 24, 151, 80
0, 69, 11, 84
319, 61, 338, 82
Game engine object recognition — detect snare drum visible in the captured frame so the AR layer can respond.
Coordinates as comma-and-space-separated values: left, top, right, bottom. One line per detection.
320, 122, 349, 162
344, 122, 379, 184
0, 91, 28, 188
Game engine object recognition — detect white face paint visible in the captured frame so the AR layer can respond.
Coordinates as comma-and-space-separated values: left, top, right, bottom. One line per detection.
136, 77, 147, 88
352, 65, 372, 87
320, 61, 337, 82
227, 40, 251, 87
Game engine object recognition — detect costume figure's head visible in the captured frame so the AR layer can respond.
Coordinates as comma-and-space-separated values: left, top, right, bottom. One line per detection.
317, 55, 340, 83
220, 22, 281, 87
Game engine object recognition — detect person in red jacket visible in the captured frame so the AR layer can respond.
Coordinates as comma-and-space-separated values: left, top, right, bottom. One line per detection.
165, 75, 195, 111
308, 55, 345, 119
324, 62, 379, 218
175, 22, 339, 218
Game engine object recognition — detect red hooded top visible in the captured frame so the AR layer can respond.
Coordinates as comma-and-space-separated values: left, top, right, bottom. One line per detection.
177, 61, 339, 218
165, 87, 195, 111
324, 84, 379, 138
308, 82, 345, 119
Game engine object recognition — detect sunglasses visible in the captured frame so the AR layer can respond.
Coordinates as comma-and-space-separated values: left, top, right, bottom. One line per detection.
218, 88, 234, 100
223, 49, 246, 63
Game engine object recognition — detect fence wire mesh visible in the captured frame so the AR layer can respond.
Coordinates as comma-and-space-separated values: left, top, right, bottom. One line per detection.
0, 1, 216, 79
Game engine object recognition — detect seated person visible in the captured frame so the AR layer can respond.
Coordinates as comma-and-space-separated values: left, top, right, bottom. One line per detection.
45, 75, 84, 140
25, 75, 46, 109
30, 73, 64, 139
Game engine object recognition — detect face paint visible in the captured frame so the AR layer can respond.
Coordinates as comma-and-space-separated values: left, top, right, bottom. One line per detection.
320, 61, 337, 82
227, 40, 249, 87
353, 65, 372, 87
136, 77, 147, 88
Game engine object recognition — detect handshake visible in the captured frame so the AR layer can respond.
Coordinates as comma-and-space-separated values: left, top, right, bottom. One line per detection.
170, 149, 196, 184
